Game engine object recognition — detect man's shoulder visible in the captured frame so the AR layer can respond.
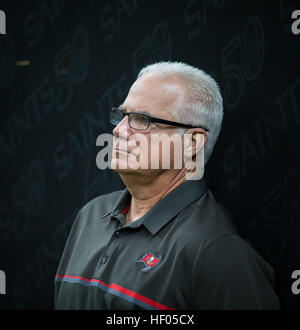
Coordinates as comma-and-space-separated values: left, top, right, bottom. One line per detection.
175, 188, 256, 260
181, 189, 270, 266
182, 189, 240, 239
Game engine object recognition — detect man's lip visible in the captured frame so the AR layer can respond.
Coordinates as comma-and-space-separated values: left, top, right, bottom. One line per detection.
113, 148, 136, 155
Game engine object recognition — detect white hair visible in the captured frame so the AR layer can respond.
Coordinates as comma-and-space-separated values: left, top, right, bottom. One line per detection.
137, 61, 223, 165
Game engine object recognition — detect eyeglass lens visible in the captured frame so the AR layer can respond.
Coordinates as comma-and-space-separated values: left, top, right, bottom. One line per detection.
110, 108, 149, 130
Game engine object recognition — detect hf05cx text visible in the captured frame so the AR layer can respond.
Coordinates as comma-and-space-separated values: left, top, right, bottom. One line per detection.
150, 314, 195, 325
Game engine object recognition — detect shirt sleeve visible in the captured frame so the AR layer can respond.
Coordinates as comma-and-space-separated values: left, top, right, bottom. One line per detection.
193, 234, 281, 309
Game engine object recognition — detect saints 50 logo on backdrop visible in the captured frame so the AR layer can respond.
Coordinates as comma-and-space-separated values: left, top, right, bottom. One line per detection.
0, 9, 6, 34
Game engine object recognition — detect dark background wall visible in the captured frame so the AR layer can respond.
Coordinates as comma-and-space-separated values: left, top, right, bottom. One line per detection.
0, 0, 299, 310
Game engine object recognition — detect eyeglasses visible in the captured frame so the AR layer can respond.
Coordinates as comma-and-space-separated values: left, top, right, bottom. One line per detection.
109, 107, 209, 132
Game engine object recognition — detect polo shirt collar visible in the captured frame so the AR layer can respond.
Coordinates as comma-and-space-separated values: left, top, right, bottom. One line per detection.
104, 172, 208, 235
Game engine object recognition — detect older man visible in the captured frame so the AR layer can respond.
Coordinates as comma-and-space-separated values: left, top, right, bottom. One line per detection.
54, 62, 280, 310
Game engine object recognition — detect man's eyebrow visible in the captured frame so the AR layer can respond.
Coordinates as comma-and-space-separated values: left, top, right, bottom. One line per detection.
118, 105, 152, 117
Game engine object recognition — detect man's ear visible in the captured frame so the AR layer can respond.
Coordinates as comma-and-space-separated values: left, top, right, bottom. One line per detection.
183, 129, 206, 180
183, 128, 207, 159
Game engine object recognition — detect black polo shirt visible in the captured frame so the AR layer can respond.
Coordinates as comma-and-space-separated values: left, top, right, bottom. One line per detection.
54, 173, 280, 310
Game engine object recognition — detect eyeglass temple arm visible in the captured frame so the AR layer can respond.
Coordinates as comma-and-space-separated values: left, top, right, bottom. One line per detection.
149, 117, 209, 131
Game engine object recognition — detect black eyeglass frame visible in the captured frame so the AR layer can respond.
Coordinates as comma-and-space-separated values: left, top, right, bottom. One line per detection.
109, 107, 209, 132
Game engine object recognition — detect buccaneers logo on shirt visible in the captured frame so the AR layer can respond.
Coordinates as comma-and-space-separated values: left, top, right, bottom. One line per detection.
137, 252, 161, 272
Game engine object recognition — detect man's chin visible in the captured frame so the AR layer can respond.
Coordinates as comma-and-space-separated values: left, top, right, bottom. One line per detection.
111, 159, 137, 174
112, 167, 134, 174
110, 160, 157, 176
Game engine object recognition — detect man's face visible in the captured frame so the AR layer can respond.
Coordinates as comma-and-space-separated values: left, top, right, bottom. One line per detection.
111, 73, 186, 176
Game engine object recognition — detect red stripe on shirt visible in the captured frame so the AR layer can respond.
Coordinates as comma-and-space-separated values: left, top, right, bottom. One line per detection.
55, 274, 175, 310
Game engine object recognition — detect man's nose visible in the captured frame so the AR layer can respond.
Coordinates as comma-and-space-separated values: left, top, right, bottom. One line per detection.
112, 115, 130, 137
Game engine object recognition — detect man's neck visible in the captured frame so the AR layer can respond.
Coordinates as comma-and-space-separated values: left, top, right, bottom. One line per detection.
120, 168, 187, 224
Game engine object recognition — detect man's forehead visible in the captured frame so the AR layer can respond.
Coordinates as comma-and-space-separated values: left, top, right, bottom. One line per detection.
122, 74, 185, 113
132, 73, 185, 92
